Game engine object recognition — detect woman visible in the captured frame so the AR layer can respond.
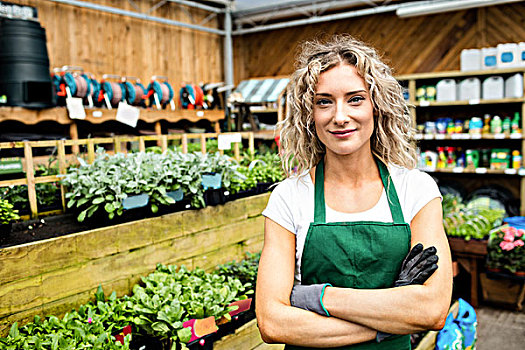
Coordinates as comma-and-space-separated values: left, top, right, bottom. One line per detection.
256, 35, 453, 349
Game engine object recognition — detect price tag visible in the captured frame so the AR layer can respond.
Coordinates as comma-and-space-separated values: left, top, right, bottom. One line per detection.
92, 111, 103, 118
414, 134, 423, 140
475, 168, 488, 174
196, 111, 204, 117
435, 134, 445, 140
510, 133, 522, 139
494, 133, 505, 139
419, 100, 430, 107
423, 134, 434, 140
452, 167, 463, 173
451, 134, 461, 139
460, 134, 470, 139
218, 134, 232, 150
519, 169, 525, 176
230, 133, 242, 143
66, 97, 86, 120
505, 169, 517, 175
116, 102, 140, 128
470, 133, 482, 139
468, 98, 480, 105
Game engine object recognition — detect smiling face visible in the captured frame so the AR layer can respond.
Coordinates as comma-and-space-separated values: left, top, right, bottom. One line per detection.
313, 63, 375, 159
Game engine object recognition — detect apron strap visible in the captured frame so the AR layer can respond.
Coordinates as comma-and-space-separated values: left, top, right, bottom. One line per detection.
376, 159, 405, 224
313, 157, 406, 224
314, 158, 326, 223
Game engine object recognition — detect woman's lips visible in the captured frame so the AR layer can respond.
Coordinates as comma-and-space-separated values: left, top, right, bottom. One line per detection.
329, 129, 356, 138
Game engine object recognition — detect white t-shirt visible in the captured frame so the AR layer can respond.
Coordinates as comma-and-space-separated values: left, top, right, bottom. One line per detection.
262, 165, 442, 284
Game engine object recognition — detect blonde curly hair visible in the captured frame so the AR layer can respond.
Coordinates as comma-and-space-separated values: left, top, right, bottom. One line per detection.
280, 34, 416, 176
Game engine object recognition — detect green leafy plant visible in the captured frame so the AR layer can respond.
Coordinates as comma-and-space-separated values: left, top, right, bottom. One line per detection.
443, 207, 504, 240
0, 199, 20, 225
216, 251, 261, 287
487, 225, 525, 274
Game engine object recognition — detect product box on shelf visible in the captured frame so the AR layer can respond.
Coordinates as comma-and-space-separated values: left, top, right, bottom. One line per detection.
458, 78, 480, 101
482, 76, 504, 100
436, 79, 456, 102
505, 73, 524, 98
497, 43, 520, 68
461, 49, 481, 71
481, 47, 498, 70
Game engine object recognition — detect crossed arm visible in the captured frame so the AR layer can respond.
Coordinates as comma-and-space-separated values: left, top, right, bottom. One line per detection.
256, 198, 453, 347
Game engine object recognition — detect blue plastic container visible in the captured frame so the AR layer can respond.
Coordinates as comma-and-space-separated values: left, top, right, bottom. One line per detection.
504, 216, 525, 230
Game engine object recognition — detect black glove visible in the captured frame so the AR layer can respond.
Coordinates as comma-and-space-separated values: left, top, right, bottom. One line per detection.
394, 243, 439, 287
377, 243, 439, 343
290, 283, 332, 317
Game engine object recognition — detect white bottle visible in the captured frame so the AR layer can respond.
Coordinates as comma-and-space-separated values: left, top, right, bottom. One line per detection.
482, 76, 504, 100
518, 42, 525, 67
505, 73, 524, 98
481, 47, 498, 70
458, 78, 481, 101
461, 49, 481, 71
436, 79, 457, 102
497, 43, 519, 68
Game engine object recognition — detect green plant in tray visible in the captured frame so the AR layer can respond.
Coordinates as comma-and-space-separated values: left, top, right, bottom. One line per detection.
0, 199, 20, 225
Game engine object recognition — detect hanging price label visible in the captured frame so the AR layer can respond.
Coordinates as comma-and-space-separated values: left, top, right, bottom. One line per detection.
475, 168, 488, 174
435, 134, 445, 140
419, 100, 430, 107
504, 169, 517, 175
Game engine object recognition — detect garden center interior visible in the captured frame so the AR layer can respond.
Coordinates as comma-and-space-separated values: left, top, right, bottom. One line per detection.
0, 0, 525, 349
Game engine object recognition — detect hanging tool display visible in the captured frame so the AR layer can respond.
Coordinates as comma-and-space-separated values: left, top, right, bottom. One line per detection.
85, 73, 102, 108
99, 74, 126, 109
179, 83, 204, 109
201, 82, 230, 110
145, 76, 175, 110
123, 76, 147, 107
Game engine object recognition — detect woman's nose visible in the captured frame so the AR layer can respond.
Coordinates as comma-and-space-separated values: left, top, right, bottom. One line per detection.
333, 101, 349, 125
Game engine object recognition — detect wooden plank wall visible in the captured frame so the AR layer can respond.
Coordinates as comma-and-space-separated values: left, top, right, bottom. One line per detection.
7, 0, 223, 85
0, 194, 269, 336
233, 3, 525, 82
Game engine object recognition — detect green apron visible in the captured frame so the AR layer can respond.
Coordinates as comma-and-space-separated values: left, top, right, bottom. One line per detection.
285, 158, 412, 350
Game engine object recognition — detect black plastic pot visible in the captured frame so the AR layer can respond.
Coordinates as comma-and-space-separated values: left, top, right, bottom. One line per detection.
229, 188, 257, 201
204, 189, 227, 206
0, 222, 12, 244
130, 334, 167, 350
256, 182, 274, 194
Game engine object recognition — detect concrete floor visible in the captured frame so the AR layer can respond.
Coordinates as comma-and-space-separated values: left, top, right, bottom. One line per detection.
476, 305, 525, 349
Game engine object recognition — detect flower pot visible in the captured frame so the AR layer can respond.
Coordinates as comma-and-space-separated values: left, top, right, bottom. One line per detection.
0, 222, 12, 244
204, 189, 227, 206
256, 182, 274, 194
122, 194, 150, 210
167, 188, 184, 202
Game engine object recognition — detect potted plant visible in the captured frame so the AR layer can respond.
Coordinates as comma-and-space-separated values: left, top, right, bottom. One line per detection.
0, 199, 20, 238
486, 225, 525, 275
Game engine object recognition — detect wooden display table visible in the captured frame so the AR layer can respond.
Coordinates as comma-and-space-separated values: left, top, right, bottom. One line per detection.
448, 237, 488, 307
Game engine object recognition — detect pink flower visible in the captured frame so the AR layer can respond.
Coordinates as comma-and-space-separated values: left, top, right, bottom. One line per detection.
514, 240, 524, 247
501, 227, 512, 234
518, 229, 525, 237
504, 232, 515, 242
500, 241, 515, 251
87, 317, 92, 324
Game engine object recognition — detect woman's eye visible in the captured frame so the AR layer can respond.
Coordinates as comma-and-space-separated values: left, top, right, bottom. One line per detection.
315, 99, 331, 106
348, 96, 365, 104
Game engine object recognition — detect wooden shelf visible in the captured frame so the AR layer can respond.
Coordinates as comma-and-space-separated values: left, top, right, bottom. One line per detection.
419, 167, 525, 176
0, 107, 225, 125
415, 133, 523, 140
414, 97, 524, 107
397, 67, 525, 81
253, 130, 277, 140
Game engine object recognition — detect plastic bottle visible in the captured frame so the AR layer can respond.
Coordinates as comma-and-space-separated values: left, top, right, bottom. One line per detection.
513, 150, 522, 169
482, 114, 491, 134
512, 112, 521, 133
503, 116, 511, 134
490, 115, 502, 134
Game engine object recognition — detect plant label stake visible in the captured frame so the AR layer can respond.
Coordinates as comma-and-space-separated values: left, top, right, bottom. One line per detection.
116, 101, 140, 128
182, 316, 218, 343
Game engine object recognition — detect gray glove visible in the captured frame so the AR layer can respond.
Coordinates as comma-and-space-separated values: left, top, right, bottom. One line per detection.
290, 283, 332, 317
377, 243, 439, 343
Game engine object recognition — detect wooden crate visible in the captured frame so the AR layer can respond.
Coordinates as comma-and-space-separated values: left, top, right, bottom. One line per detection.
480, 272, 525, 310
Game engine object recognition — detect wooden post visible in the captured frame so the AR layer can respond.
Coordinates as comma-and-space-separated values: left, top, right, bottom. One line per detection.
200, 134, 207, 154
249, 132, 255, 156
408, 80, 417, 126
161, 135, 168, 152
114, 136, 121, 154
233, 142, 240, 161
139, 137, 146, 153
155, 121, 162, 147
87, 139, 95, 164
69, 122, 80, 154
24, 142, 38, 218
182, 134, 188, 154
214, 121, 221, 134
57, 140, 67, 211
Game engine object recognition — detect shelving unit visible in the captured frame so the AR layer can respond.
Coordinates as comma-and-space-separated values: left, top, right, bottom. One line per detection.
0, 106, 225, 142
397, 67, 525, 215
